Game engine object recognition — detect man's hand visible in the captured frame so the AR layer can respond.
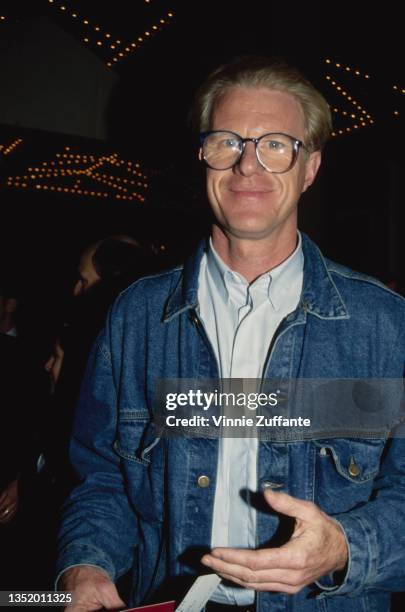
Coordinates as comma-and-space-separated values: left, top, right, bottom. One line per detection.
0, 479, 18, 525
60, 565, 125, 611
201, 489, 348, 595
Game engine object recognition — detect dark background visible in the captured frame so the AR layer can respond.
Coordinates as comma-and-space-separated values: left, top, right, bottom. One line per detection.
0, 0, 404, 304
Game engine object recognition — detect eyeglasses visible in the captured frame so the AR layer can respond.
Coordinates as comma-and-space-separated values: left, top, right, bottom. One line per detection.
199, 130, 306, 173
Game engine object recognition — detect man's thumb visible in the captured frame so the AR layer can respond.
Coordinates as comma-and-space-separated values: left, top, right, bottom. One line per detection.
263, 488, 313, 521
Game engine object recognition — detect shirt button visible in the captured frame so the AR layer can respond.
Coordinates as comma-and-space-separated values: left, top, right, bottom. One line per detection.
197, 475, 210, 488
348, 457, 361, 477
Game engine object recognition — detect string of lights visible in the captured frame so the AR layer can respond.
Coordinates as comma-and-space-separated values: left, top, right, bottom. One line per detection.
108, 11, 174, 67
0, 138, 23, 156
326, 58, 402, 121
324, 59, 375, 137
46, 0, 174, 67
392, 86, 404, 118
325, 59, 370, 80
6, 146, 148, 202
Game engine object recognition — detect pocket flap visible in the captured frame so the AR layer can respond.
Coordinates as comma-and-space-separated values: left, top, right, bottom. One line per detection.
314, 438, 385, 483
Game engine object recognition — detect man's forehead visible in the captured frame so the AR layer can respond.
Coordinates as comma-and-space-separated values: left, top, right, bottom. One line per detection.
211, 86, 305, 132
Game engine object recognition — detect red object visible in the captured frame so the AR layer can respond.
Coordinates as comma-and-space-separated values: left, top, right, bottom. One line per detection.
122, 602, 175, 611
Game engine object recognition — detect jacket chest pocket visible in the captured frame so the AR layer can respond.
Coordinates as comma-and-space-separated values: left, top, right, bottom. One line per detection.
114, 411, 165, 523
312, 438, 385, 514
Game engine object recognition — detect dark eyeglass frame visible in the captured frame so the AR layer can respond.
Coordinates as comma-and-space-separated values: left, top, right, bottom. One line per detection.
199, 130, 307, 174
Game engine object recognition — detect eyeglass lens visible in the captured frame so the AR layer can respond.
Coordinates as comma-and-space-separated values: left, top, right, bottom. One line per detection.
202, 131, 298, 173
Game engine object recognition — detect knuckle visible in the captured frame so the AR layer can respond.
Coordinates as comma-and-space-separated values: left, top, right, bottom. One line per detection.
291, 571, 305, 586
242, 569, 256, 583
293, 551, 308, 569
247, 556, 261, 571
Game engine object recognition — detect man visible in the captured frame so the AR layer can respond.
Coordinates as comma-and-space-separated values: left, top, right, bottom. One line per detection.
72, 235, 142, 298
57, 57, 405, 611
45, 234, 143, 387
43, 235, 146, 500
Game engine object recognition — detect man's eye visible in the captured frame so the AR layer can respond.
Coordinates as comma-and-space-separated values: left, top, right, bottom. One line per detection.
222, 138, 239, 148
267, 140, 284, 150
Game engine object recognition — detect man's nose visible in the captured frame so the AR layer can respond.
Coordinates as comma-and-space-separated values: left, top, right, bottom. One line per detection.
235, 141, 263, 176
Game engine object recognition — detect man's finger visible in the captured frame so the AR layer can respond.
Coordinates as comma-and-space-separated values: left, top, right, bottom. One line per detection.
264, 489, 317, 521
202, 553, 306, 585
203, 542, 305, 571
216, 572, 304, 594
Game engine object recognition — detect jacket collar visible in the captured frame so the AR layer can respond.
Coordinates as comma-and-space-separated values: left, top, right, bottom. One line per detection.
163, 234, 349, 322
300, 234, 349, 319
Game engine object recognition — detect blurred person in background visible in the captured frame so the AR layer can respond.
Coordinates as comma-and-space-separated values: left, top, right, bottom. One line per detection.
44, 235, 150, 503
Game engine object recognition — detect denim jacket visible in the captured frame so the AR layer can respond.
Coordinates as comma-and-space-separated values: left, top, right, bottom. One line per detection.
57, 234, 405, 612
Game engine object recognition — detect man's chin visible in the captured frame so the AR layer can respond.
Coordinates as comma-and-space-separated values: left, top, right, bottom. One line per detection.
219, 223, 279, 242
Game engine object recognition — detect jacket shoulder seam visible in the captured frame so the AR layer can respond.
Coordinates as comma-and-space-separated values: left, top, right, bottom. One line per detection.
328, 267, 405, 301
118, 265, 184, 298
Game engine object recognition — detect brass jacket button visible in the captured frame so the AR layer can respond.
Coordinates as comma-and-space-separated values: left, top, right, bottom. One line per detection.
197, 475, 210, 488
348, 457, 361, 477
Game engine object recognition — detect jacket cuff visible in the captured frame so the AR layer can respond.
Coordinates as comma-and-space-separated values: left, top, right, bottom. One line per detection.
316, 513, 376, 598
55, 544, 116, 589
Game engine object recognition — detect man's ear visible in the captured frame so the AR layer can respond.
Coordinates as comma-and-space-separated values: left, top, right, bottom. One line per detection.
198, 147, 203, 161
302, 150, 321, 193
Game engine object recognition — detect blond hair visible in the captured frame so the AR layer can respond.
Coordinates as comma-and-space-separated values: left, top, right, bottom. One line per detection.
192, 56, 332, 152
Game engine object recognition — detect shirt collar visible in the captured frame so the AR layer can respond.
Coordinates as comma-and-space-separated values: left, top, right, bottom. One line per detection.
206, 233, 304, 311
163, 234, 349, 322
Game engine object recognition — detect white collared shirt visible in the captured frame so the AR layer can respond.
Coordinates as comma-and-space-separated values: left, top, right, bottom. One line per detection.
197, 234, 303, 605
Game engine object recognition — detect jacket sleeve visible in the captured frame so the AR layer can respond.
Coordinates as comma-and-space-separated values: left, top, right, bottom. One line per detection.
316, 435, 405, 598
316, 305, 405, 598
56, 322, 139, 583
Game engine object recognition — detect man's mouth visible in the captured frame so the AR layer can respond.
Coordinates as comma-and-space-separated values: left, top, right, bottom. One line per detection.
229, 188, 271, 197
